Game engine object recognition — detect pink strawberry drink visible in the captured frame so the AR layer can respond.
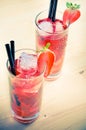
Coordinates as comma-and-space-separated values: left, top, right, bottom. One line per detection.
7, 49, 44, 124
35, 10, 68, 79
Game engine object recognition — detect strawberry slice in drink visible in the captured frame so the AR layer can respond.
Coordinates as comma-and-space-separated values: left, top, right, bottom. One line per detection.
37, 43, 55, 77
63, 2, 81, 26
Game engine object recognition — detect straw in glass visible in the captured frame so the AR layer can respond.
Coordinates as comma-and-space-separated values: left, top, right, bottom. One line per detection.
48, 0, 58, 22
5, 43, 16, 75
10, 40, 15, 62
48, 0, 53, 19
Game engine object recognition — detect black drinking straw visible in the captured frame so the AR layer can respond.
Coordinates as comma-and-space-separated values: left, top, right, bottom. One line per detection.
52, 0, 58, 21
5, 43, 16, 75
48, 0, 53, 19
48, 0, 58, 22
10, 40, 15, 61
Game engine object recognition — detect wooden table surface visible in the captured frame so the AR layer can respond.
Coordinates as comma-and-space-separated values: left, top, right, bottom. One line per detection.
0, 0, 86, 129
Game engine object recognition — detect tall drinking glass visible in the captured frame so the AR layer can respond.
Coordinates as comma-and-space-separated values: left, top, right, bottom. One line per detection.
6, 49, 44, 124
35, 10, 68, 80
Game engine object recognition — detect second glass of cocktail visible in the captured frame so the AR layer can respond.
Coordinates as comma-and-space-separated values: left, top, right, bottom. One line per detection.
35, 10, 68, 80
7, 48, 44, 124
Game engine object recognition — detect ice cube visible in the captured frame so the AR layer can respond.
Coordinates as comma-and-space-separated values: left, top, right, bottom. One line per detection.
19, 52, 37, 71
39, 21, 53, 33
55, 21, 64, 32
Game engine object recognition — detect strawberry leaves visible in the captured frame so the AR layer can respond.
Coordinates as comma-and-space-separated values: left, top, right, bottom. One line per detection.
66, 2, 80, 10
63, 2, 81, 26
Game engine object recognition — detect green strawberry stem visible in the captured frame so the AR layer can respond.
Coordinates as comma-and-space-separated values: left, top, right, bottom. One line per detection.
66, 2, 80, 10
39, 42, 51, 53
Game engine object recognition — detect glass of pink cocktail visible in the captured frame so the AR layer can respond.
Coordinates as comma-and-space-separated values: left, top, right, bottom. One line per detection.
7, 49, 44, 124
35, 10, 68, 80
35, 1, 81, 80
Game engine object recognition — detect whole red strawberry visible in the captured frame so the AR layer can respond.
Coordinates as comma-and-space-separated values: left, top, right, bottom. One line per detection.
63, 2, 81, 26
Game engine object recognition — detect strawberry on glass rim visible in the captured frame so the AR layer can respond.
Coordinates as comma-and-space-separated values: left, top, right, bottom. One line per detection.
37, 42, 55, 77
63, 2, 81, 26
14, 43, 54, 78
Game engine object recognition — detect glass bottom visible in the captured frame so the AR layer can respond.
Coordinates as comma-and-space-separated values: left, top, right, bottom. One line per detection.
45, 71, 62, 81
11, 110, 40, 124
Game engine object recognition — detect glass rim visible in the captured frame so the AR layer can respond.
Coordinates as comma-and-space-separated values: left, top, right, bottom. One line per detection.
35, 9, 69, 35
6, 48, 44, 80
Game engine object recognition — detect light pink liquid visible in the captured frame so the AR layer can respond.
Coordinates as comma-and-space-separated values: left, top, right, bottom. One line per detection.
36, 18, 68, 78
10, 56, 43, 123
